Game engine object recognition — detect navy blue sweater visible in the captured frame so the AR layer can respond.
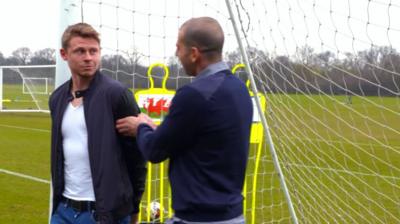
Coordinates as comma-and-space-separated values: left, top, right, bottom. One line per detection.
137, 67, 253, 221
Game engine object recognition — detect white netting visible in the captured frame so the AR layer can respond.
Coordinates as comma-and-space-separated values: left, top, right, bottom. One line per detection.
68, 0, 400, 223
229, 0, 400, 223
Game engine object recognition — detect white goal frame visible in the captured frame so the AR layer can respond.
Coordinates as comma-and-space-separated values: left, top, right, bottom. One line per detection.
0, 65, 55, 113
22, 77, 49, 95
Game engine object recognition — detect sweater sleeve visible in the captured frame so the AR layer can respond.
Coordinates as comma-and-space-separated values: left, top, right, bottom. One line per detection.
115, 88, 147, 214
137, 86, 204, 163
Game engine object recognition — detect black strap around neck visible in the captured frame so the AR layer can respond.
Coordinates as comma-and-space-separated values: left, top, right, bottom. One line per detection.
74, 89, 88, 98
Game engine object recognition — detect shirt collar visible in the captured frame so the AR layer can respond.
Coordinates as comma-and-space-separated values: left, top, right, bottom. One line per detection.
66, 81, 88, 101
195, 61, 230, 80
66, 70, 100, 101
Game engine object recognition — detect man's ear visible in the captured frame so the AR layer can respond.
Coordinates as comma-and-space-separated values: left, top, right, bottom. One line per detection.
60, 48, 68, 61
190, 47, 200, 63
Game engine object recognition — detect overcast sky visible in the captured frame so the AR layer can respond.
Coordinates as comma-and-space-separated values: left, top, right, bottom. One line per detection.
1, 0, 400, 63
0, 0, 58, 57
0, 0, 231, 63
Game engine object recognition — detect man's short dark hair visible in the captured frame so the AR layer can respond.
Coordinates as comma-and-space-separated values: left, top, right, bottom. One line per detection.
181, 17, 224, 59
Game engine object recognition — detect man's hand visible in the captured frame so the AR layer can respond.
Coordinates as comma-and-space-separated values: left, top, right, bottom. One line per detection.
116, 114, 156, 137
137, 113, 157, 129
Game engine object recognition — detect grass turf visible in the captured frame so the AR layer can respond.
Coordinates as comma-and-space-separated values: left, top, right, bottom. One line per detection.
0, 94, 399, 223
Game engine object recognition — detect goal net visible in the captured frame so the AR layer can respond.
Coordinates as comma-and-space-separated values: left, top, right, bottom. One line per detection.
0, 65, 55, 113
62, 0, 400, 223
22, 78, 49, 95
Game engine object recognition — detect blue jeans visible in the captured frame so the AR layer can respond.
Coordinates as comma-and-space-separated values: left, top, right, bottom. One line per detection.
51, 202, 131, 224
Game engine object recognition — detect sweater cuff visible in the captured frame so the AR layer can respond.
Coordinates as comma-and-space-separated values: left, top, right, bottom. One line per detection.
137, 123, 151, 135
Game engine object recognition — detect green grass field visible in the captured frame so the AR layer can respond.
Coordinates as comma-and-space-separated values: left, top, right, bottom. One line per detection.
0, 94, 399, 223
0, 113, 50, 224
2, 84, 53, 111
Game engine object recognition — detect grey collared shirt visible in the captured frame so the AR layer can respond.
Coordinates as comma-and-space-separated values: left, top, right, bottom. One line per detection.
194, 61, 230, 80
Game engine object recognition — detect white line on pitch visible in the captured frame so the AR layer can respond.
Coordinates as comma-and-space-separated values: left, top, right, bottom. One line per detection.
258, 158, 400, 181
0, 124, 50, 133
278, 136, 400, 149
0, 168, 50, 184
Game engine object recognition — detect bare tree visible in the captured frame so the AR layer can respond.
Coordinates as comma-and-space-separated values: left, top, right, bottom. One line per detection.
30, 48, 55, 65
296, 45, 315, 65
125, 48, 142, 67
12, 47, 32, 65
0, 52, 5, 65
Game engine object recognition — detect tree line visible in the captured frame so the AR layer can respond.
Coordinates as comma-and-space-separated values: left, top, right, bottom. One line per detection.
1, 46, 399, 96
0, 47, 56, 65
226, 45, 400, 97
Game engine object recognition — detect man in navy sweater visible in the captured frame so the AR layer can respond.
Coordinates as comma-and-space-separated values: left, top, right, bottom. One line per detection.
117, 17, 253, 223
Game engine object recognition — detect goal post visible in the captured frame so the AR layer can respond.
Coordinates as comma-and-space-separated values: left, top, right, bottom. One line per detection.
225, 1, 299, 222
55, 0, 81, 88
0, 65, 55, 113
22, 77, 49, 95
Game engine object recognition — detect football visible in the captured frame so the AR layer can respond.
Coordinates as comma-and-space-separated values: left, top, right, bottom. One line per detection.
150, 201, 161, 220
